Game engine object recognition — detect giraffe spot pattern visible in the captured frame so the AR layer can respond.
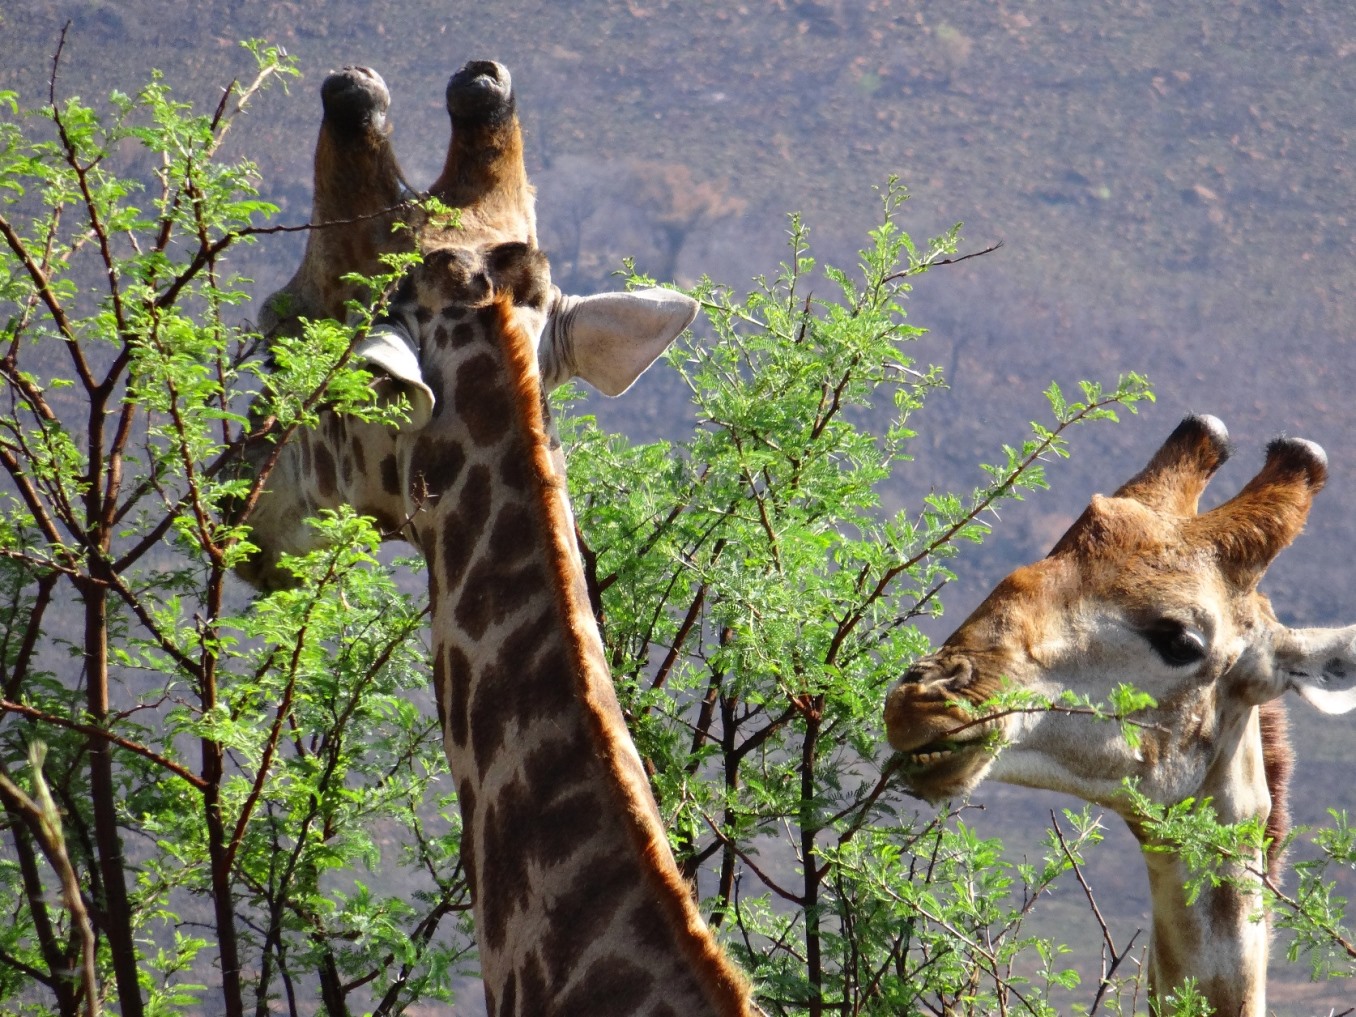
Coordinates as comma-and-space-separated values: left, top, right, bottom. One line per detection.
628, 897, 683, 958
314, 443, 338, 499
467, 615, 571, 778
493, 972, 514, 1017
431, 644, 448, 734
457, 778, 478, 897
536, 845, 646, 982
499, 449, 530, 492
439, 464, 493, 591
410, 434, 466, 498
521, 730, 589, 799
511, 954, 550, 1017
451, 321, 477, 347
554, 955, 655, 1017
444, 642, 473, 748
453, 556, 546, 641
498, 770, 602, 875
368, 507, 401, 534
474, 303, 502, 334
422, 362, 447, 420
476, 796, 531, 952
455, 352, 512, 448
379, 453, 401, 496
489, 503, 534, 563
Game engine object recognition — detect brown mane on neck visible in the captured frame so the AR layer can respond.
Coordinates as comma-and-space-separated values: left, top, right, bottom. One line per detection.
488, 292, 753, 1013
1259, 699, 1293, 881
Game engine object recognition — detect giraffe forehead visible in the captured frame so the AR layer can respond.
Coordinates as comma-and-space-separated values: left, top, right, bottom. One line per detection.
954, 544, 1226, 658
414, 240, 551, 307
1045, 496, 1224, 601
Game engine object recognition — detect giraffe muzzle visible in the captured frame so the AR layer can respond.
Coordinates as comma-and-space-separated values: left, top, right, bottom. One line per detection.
883, 668, 1003, 802
321, 66, 390, 133
446, 60, 514, 121
884, 654, 999, 754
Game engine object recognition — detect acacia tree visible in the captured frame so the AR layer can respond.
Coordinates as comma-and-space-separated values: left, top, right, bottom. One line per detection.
3, 40, 1354, 1017
560, 199, 1162, 1015
0, 41, 467, 1017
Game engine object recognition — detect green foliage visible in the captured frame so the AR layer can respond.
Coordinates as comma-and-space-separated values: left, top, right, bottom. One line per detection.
3, 41, 1352, 1017
559, 181, 1160, 1014
1125, 784, 1269, 908
0, 43, 461, 1017
1279, 810, 1356, 979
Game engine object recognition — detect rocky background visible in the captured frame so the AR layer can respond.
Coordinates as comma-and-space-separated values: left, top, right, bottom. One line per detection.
3, 1, 1354, 1010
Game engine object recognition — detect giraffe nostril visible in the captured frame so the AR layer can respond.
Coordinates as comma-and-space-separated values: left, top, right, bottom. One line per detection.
902, 655, 974, 692
902, 662, 933, 685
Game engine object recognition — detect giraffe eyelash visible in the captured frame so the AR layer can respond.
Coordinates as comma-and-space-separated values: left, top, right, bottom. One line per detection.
1142, 622, 1208, 668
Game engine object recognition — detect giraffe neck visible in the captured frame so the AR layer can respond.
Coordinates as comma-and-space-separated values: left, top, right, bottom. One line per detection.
286, 114, 406, 326
1143, 852, 1267, 1015
412, 296, 750, 1017
1137, 705, 1273, 1017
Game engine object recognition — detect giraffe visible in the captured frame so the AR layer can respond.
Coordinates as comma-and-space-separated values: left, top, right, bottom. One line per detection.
239, 62, 697, 592
242, 61, 757, 1016
883, 414, 1356, 1016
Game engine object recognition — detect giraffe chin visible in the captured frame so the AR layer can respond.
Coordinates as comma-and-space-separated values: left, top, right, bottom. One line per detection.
892, 741, 997, 803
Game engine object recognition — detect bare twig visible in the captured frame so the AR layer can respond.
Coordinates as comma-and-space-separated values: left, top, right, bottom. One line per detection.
0, 698, 207, 790
880, 241, 1004, 285
1048, 810, 1141, 1013
0, 746, 100, 1017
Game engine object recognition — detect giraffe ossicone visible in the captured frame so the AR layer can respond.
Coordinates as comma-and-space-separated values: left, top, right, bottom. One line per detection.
238, 60, 698, 592
884, 413, 1356, 1017
243, 60, 757, 1016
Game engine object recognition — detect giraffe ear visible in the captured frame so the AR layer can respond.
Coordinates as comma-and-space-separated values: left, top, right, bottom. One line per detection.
539, 288, 699, 396
1275, 624, 1356, 714
354, 323, 436, 430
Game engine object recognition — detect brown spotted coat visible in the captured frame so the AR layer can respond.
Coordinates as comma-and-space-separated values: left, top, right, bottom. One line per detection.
884, 415, 1356, 1017
242, 62, 755, 1017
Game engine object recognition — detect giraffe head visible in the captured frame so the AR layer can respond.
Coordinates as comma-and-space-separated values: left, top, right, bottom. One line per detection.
237, 61, 698, 590
884, 414, 1356, 814
259, 65, 409, 338
242, 62, 758, 1016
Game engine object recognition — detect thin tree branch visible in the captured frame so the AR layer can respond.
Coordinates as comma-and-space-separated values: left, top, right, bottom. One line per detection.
0, 699, 207, 790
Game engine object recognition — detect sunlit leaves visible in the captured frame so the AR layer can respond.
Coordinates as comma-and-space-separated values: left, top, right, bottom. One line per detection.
564, 184, 1156, 1013
0, 44, 462, 1017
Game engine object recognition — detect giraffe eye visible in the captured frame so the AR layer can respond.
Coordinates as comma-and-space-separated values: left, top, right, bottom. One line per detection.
1144, 623, 1207, 667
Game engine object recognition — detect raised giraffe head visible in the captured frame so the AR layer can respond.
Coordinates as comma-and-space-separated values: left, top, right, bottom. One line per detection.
376, 234, 753, 1017
883, 414, 1356, 1013
259, 65, 409, 338
243, 61, 756, 1016
238, 61, 697, 589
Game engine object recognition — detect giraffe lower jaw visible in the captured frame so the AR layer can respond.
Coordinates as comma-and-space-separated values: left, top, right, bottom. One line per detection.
893, 738, 996, 802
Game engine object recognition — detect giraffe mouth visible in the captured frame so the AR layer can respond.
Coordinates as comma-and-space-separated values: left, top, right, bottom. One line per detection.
899, 734, 994, 768
890, 730, 1002, 802
447, 61, 514, 120
321, 67, 391, 133
902, 738, 981, 766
